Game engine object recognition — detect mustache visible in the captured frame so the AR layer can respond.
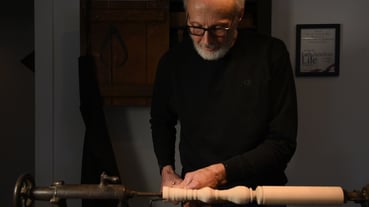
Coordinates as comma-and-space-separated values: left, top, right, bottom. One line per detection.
200, 43, 218, 50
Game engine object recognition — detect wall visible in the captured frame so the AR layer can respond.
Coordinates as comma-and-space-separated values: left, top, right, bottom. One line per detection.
104, 107, 168, 207
0, 1, 34, 207
105, 1, 369, 206
35, 1, 369, 207
272, 0, 369, 193
35, 0, 84, 206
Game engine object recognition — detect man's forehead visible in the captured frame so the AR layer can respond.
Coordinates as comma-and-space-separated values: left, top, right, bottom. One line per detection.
186, 0, 237, 15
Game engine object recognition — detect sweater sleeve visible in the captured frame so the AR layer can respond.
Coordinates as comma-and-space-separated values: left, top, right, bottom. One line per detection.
150, 52, 178, 173
222, 38, 298, 184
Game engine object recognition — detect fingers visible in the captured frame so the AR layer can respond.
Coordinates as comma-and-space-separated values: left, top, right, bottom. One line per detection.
163, 173, 183, 187
161, 165, 214, 189
180, 174, 199, 189
161, 167, 183, 205
167, 177, 183, 187
181, 164, 226, 189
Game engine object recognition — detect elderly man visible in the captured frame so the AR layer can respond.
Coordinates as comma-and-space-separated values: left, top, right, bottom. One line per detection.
150, 0, 297, 205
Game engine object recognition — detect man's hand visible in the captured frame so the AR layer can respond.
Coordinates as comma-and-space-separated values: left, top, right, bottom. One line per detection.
161, 165, 183, 187
179, 163, 227, 189
161, 165, 183, 205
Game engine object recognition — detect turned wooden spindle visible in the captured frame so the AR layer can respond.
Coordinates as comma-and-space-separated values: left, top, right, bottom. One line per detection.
162, 185, 345, 205
255, 186, 345, 205
162, 186, 253, 204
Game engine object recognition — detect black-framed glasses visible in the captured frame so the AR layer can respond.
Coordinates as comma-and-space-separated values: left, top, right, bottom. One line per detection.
186, 14, 235, 37
186, 25, 231, 37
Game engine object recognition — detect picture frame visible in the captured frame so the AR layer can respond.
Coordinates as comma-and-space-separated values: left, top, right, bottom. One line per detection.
295, 24, 340, 77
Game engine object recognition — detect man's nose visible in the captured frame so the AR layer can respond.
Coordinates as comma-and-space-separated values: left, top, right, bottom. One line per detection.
200, 31, 214, 45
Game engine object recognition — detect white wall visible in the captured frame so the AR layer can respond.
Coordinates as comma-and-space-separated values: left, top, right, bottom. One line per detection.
35, 1, 369, 207
272, 0, 369, 193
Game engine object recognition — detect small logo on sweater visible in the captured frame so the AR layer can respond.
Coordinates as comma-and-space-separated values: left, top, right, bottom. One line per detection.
242, 79, 252, 87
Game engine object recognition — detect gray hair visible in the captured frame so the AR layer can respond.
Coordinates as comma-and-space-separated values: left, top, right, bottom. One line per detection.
183, 0, 245, 12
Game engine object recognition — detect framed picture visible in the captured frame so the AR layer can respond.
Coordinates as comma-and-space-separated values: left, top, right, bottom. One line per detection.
295, 24, 340, 76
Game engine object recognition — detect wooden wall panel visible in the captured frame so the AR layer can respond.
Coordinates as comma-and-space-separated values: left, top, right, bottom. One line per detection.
81, 0, 169, 106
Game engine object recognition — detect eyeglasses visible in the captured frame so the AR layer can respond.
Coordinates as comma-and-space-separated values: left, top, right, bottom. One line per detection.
186, 15, 235, 37
186, 25, 231, 37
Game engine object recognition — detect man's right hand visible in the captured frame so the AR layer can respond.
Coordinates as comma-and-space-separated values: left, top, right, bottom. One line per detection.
161, 165, 183, 187
161, 165, 183, 205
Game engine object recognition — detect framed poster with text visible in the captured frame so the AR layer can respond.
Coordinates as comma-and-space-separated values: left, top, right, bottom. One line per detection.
295, 24, 340, 76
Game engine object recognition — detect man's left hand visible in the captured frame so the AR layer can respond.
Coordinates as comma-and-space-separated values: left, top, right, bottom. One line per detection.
178, 163, 227, 189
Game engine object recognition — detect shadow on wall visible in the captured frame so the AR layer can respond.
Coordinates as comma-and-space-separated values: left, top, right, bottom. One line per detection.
0, 0, 35, 207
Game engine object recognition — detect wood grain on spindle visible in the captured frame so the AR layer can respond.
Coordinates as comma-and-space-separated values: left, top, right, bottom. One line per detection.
162, 185, 345, 205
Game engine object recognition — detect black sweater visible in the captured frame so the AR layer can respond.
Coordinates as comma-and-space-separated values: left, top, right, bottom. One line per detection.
150, 31, 298, 188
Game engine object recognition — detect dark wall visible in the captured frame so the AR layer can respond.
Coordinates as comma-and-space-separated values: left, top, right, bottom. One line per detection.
0, 1, 34, 206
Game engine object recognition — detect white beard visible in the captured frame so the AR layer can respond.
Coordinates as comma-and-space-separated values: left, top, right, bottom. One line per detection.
192, 32, 236, 61
193, 42, 231, 61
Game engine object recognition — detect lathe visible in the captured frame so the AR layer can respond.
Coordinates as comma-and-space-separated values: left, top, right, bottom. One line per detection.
13, 172, 369, 207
